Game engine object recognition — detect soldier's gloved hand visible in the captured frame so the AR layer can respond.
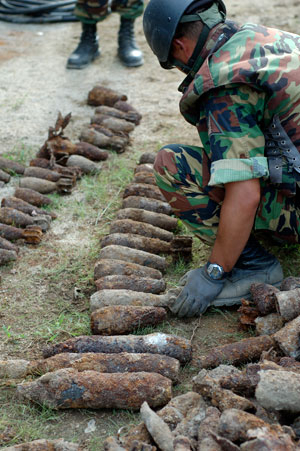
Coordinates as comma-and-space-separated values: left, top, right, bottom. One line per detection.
170, 266, 226, 317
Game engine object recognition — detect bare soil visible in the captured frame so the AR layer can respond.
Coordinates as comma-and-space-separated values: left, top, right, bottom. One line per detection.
0, 1, 299, 449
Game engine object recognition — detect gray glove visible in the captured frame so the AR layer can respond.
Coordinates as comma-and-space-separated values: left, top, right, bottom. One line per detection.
170, 266, 225, 317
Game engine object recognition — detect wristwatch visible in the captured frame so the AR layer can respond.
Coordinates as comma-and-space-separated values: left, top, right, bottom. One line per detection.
206, 262, 227, 280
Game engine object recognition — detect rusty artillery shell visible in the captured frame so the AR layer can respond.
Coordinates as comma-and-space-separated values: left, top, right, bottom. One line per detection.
0, 236, 19, 253
101, 233, 170, 255
116, 208, 178, 231
99, 245, 167, 272
275, 287, 300, 321
135, 164, 154, 174
122, 196, 172, 216
114, 100, 142, 123
23, 167, 61, 182
87, 85, 127, 107
250, 283, 279, 316
109, 219, 174, 242
0, 156, 25, 175
133, 172, 157, 186
95, 275, 166, 294
91, 306, 167, 335
22, 227, 43, 244
91, 114, 135, 134
1, 196, 57, 219
90, 288, 179, 312
43, 333, 192, 363
66, 154, 101, 174
17, 368, 172, 410
74, 141, 108, 161
196, 335, 275, 369
95, 105, 140, 124
273, 315, 300, 358
0, 207, 35, 228
140, 402, 174, 451
30, 352, 180, 382
94, 259, 162, 280
139, 153, 157, 165
123, 183, 165, 202
0, 169, 10, 183
0, 248, 17, 265
14, 188, 52, 207
19, 177, 57, 194
255, 313, 284, 335
80, 127, 126, 153
0, 223, 25, 240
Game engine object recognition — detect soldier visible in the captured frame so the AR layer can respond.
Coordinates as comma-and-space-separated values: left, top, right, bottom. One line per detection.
67, 0, 144, 69
143, 0, 300, 317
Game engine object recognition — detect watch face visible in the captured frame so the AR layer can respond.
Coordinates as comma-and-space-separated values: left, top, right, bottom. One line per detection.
207, 263, 224, 280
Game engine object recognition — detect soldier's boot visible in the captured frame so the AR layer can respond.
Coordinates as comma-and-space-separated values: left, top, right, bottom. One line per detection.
212, 235, 283, 307
117, 17, 144, 67
66, 23, 100, 69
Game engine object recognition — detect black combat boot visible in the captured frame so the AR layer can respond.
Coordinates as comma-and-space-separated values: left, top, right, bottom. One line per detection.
212, 235, 283, 307
118, 17, 144, 67
67, 23, 100, 69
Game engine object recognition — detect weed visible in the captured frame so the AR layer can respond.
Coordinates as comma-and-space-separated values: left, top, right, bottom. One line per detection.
34, 311, 90, 343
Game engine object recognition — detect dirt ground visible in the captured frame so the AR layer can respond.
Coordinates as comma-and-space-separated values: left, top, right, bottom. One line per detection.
0, 0, 299, 449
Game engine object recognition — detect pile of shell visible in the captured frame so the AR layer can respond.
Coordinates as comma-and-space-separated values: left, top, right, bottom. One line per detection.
2, 438, 81, 451
102, 276, 300, 450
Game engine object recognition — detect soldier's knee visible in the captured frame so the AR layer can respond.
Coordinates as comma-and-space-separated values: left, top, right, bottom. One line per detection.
154, 144, 179, 173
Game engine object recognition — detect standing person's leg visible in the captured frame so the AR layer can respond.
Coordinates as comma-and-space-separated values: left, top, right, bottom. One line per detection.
112, 0, 144, 67
66, 0, 110, 69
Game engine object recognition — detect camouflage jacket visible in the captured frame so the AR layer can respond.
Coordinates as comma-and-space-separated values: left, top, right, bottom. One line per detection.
179, 21, 300, 200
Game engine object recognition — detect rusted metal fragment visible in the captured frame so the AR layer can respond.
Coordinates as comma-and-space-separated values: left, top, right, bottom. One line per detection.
133, 172, 157, 186
1, 439, 80, 450
0, 169, 10, 183
128, 441, 155, 451
19, 177, 57, 194
91, 114, 135, 134
2, 197, 57, 220
275, 287, 300, 321
123, 184, 164, 202
23, 167, 61, 182
219, 369, 260, 398
29, 158, 80, 181
218, 408, 285, 443
43, 333, 192, 363
140, 401, 174, 451
240, 429, 296, 450
197, 407, 221, 451
0, 237, 19, 253
66, 155, 101, 174
139, 153, 156, 165
196, 335, 275, 369
103, 436, 126, 451
279, 356, 300, 368
95, 275, 166, 293
255, 313, 284, 335
116, 208, 178, 231
91, 306, 167, 335
238, 299, 259, 329
113, 100, 142, 124
250, 283, 279, 316
170, 236, 193, 262
80, 127, 127, 153
99, 245, 167, 272
0, 249, 17, 265
74, 141, 108, 161
110, 219, 173, 242
22, 226, 43, 244
119, 423, 152, 449
193, 373, 255, 412
17, 369, 172, 410
256, 369, 300, 412
95, 105, 140, 125
30, 352, 180, 382
273, 315, 300, 358
0, 207, 35, 228
87, 85, 127, 107
90, 288, 180, 312
0, 156, 25, 175
101, 233, 170, 255
122, 196, 172, 215
94, 259, 162, 280
14, 188, 52, 207
135, 164, 154, 174
281, 276, 300, 291
209, 433, 240, 451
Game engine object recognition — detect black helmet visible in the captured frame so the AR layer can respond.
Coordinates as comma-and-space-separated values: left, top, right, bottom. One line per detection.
143, 0, 226, 70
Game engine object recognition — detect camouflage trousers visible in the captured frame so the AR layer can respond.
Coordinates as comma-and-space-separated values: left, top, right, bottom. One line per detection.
154, 144, 300, 245
74, 0, 143, 23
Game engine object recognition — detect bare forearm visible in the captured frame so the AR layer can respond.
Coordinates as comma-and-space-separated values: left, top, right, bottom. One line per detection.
209, 179, 261, 272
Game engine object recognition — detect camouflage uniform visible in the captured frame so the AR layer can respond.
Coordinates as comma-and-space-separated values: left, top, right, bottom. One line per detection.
154, 21, 300, 245
74, 0, 143, 24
